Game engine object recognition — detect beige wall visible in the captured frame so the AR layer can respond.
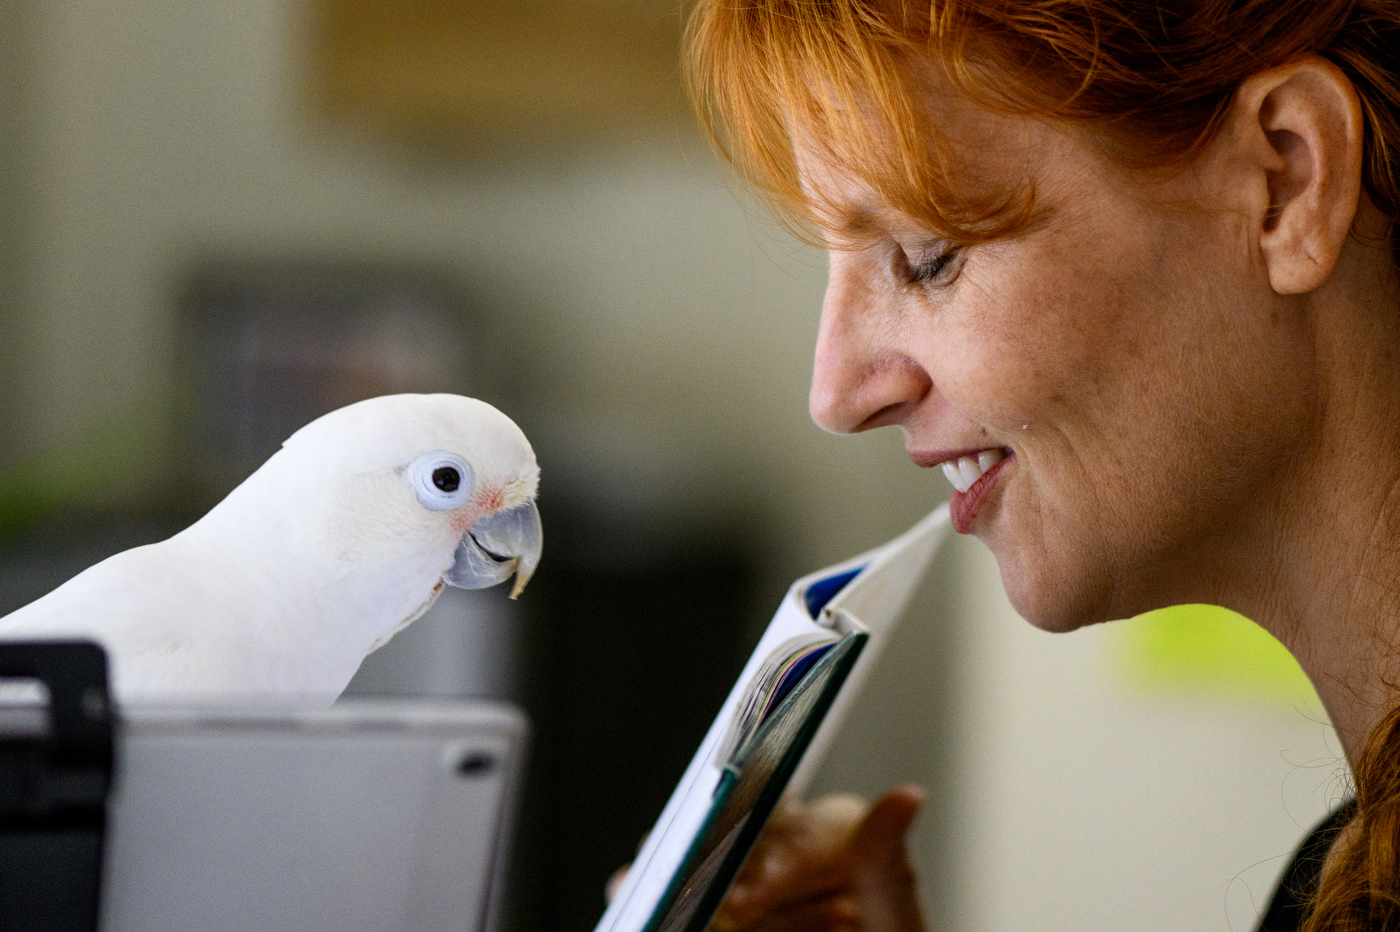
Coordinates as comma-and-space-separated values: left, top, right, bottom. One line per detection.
6, 0, 934, 565
4, 1, 1343, 929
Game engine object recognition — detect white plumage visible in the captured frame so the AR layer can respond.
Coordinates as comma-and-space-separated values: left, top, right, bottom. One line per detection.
0, 393, 542, 705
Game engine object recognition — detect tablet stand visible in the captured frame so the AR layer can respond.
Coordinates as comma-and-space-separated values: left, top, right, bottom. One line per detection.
0, 641, 114, 932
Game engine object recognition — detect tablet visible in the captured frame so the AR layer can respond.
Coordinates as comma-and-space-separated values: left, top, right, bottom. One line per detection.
99, 700, 527, 932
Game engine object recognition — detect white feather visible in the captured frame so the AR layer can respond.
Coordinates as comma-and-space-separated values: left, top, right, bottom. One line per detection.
0, 394, 540, 705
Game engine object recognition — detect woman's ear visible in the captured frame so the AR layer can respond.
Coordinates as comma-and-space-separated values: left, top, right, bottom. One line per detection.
1231, 57, 1364, 295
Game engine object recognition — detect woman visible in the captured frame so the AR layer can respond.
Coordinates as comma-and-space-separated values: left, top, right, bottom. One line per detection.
681, 1, 1400, 929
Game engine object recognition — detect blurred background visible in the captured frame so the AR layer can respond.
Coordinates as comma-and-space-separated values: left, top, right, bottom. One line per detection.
0, 1, 1347, 930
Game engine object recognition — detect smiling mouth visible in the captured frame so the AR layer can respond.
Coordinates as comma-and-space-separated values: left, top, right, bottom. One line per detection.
939, 448, 1009, 493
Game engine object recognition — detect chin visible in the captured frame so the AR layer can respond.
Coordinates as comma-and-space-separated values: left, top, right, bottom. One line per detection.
992, 546, 1116, 634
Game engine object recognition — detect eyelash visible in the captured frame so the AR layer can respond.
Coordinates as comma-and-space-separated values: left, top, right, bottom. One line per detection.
903, 248, 959, 288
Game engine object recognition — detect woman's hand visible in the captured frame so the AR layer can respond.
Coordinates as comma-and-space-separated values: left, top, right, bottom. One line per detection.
709, 785, 928, 932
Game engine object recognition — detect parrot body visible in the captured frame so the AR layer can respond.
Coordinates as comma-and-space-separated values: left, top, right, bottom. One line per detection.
0, 393, 541, 704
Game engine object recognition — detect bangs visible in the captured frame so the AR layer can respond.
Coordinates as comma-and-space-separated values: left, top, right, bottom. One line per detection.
684, 0, 1035, 247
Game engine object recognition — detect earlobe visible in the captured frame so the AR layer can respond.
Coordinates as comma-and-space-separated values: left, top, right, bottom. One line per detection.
1236, 57, 1364, 295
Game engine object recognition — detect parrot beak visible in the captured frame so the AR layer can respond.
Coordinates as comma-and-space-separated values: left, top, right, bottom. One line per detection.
446, 500, 543, 599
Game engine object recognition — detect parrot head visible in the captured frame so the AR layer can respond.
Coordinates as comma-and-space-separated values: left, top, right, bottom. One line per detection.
269, 393, 542, 610
398, 445, 543, 600
0, 392, 541, 701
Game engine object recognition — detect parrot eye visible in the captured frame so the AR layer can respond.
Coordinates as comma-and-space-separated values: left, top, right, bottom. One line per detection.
405, 451, 475, 511
433, 467, 460, 492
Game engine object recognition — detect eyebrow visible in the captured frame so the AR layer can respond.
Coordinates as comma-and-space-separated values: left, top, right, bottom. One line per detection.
814, 201, 891, 245
823, 203, 957, 253
836, 203, 882, 234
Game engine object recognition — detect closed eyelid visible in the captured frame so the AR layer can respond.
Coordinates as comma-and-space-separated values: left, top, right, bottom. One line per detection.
816, 200, 939, 249
898, 231, 956, 256
899, 242, 967, 291
894, 234, 956, 262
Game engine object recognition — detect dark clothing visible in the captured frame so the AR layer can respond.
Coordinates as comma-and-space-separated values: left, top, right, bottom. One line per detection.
1256, 801, 1356, 932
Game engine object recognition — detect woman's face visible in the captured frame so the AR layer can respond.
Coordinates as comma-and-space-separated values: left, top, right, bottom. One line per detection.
801, 104, 1318, 631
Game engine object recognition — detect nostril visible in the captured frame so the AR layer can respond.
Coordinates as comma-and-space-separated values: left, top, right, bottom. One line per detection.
857, 401, 911, 432
812, 355, 934, 436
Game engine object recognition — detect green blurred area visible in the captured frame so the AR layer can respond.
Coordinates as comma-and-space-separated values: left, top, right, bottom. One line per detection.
0, 396, 178, 541
1111, 603, 1320, 707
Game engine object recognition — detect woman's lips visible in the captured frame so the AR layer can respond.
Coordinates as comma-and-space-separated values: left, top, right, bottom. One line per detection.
912, 447, 1013, 533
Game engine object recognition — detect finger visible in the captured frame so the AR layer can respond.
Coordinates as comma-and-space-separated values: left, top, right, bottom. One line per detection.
605, 864, 629, 905
848, 785, 927, 932
759, 793, 868, 855
724, 865, 853, 927
712, 891, 862, 932
727, 794, 870, 907
850, 786, 923, 859
605, 833, 649, 905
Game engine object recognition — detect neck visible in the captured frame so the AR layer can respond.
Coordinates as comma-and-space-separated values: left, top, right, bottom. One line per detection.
183, 465, 396, 678
1266, 473, 1400, 763
1223, 235, 1400, 764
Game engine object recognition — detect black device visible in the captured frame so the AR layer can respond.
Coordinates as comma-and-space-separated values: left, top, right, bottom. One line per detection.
0, 641, 114, 932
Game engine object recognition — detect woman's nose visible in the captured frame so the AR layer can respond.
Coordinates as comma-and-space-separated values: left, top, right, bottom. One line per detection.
810, 252, 932, 434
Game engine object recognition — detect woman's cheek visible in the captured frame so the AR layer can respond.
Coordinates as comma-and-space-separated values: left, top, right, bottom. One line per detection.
932, 327, 1063, 431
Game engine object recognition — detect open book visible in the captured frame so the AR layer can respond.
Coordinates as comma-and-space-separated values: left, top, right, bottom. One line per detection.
595, 505, 952, 932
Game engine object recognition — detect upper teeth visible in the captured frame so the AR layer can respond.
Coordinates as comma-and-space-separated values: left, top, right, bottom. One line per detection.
940, 449, 1006, 494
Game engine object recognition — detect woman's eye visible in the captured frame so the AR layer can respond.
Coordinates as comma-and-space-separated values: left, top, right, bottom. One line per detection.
905, 249, 958, 287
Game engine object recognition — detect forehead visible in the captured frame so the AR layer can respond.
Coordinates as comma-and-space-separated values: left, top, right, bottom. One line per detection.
791, 94, 1090, 247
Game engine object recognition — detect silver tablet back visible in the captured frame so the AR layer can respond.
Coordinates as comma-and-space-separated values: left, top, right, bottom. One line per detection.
100, 700, 527, 932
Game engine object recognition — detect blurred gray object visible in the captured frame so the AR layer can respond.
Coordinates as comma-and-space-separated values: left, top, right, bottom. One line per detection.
345, 587, 522, 700
101, 700, 527, 932
178, 261, 478, 488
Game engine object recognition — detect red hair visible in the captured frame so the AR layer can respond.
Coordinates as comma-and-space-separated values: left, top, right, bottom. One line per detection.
686, 2, 1400, 928
685, 0, 1400, 258
1303, 703, 1400, 931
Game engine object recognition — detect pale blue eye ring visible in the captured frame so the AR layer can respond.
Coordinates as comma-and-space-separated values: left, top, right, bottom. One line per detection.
405, 451, 475, 511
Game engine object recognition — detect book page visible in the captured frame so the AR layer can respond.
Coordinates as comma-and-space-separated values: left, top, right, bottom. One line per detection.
651, 632, 865, 932
596, 594, 832, 932
787, 505, 951, 794
715, 633, 837, 766
594, 505, 951, 932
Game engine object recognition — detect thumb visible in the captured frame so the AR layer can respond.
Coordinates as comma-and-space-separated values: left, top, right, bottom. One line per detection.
848, 785, 927, 932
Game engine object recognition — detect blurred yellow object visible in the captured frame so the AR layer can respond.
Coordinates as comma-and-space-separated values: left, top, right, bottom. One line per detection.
309, 0, 689, 149
1111, 604, 1320, 706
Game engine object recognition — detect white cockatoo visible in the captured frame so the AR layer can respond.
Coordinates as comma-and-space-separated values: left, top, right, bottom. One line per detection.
0, 393, 542, 704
